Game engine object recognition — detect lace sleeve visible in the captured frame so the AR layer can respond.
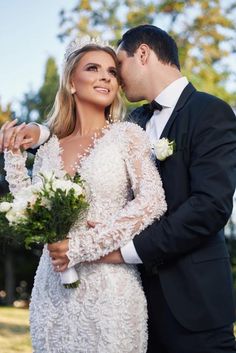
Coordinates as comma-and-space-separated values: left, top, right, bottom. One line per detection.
4, 142, 46, 195
4, 150, 31, 195
67, 124, 167, 266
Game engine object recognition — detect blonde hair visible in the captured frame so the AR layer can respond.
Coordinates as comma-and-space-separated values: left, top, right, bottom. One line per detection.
47, 45, 126, 139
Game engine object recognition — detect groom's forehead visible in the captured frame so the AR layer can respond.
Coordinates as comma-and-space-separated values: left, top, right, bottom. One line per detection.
116, 47, 128, 63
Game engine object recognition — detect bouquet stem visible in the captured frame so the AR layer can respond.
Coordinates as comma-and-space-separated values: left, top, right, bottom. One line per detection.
60, 266, 80, 289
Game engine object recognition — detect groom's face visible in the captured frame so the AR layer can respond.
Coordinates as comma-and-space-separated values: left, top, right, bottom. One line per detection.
116, 47, 145, 102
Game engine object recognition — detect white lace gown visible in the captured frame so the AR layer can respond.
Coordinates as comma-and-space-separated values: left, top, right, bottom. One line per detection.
4, 122, 167, 353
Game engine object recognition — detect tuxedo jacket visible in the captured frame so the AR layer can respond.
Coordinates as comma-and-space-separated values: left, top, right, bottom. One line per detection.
130, 83, 236, 331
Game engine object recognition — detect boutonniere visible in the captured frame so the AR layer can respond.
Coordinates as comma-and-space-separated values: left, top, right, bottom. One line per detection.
154, 138, 176, 161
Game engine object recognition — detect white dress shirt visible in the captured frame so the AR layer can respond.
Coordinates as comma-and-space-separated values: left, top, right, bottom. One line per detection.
36, 77, 189, 263
121, 77, 189, 263
30, 123, 51, 148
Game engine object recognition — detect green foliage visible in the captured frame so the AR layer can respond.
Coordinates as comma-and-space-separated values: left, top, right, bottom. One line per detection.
0, 174, 89, 250
159, 0, 236, 104
57, 0, 236, 105
37, 57, 59, 122
20, 57, 59, 123
0, 102, 13, 127
20, 90, 39, 123
58, 0, 158, 42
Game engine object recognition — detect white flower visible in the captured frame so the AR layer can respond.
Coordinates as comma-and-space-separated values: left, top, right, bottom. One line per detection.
6, 208, 27, 224
71, 183, 83, 196
40, 197, 52, 209
52, 179, 73, 194
14, 185, 39, 210
154, 138, 175, 161
0, 201, 12, 213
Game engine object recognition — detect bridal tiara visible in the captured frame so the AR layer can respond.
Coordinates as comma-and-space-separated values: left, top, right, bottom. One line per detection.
64, 35, 114, 62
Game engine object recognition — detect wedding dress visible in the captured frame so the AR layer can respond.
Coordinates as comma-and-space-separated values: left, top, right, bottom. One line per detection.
4, 122, 166, 353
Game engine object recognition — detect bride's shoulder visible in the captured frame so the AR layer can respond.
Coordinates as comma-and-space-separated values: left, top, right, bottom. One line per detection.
111, 122, 151, 155
113, 121, 149, 143
112, 121, 145, 137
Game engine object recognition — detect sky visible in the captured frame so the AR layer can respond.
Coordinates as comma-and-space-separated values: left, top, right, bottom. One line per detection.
0, 0, 73, 112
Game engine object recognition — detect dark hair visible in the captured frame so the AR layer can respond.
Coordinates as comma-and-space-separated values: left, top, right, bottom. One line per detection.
117, 24, 180, 70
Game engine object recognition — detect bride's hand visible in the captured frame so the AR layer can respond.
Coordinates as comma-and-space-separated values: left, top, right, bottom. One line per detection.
48, 239, 69, 272
0, 119, 38, 153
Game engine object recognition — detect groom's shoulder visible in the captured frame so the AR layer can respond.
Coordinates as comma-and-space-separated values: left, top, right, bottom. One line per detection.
190, 90, 232, 112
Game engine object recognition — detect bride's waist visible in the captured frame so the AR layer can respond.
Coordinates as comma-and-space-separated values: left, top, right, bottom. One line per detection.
74, 262, 138, 276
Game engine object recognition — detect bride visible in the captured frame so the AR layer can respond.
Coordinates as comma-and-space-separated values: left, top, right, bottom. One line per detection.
4, 37, 167, 353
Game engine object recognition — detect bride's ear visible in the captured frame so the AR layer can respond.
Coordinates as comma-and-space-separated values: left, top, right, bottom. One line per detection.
70, 87, 76, 94
70, 82, 76, 94
137, 44, 150, 65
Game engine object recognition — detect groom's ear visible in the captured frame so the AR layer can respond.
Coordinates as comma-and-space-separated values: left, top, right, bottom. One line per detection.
137, 44, 151, 65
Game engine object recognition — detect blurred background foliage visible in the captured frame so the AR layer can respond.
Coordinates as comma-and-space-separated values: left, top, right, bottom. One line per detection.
0, 0, 236, 306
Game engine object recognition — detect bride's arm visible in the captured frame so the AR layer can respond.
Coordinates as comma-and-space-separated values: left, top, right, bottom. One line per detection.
4, 142, 45, 195
67, 123, 167, 266
4, 150, 31, 195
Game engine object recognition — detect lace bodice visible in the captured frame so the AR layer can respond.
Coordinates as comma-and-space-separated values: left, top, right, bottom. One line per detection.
4, 121, 167, 353
5, 122, 166, 263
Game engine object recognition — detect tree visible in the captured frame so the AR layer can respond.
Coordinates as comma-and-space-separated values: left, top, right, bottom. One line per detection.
57, 0, 236, 104
20, 57, 59, 123
20, 89, 39, 123
37, 57, 59, 122
0, 101, 12, 127
159, 0, 236, 105
58, 0, 158, 43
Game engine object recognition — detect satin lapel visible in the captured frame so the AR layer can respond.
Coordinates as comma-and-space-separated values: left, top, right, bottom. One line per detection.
160, 83, 196, 138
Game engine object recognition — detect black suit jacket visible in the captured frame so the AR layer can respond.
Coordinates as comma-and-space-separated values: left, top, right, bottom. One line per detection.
129, 83, 236, 331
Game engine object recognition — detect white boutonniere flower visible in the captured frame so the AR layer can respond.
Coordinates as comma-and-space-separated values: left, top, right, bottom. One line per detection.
154, 138, 176, 161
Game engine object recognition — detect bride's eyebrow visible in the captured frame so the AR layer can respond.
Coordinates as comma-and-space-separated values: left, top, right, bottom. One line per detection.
84, 63, 117, 70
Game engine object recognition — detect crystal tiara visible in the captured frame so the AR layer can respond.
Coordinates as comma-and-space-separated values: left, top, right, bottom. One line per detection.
64, 35, 114, 62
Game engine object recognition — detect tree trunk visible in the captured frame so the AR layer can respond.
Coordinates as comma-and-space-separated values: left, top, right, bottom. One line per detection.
5, 249, 15, 305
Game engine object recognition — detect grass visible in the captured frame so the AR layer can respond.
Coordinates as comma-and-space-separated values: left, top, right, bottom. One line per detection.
0, 307, 32, 353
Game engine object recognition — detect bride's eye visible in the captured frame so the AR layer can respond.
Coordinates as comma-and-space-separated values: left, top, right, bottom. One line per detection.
87, 65, 98, 71
109, 69, 118, 77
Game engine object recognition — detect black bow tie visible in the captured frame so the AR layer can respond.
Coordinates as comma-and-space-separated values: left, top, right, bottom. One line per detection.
149, 100, 163, 112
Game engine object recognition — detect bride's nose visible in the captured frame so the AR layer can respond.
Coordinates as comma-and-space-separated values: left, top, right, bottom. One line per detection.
99, 69, 111, 82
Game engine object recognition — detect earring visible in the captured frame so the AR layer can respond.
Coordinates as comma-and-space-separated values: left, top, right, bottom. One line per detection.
70, 87, 76, 94
108, 113, 113, 123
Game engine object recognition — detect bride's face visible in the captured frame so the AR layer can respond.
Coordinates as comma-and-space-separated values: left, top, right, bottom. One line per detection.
70, 50, 119, 108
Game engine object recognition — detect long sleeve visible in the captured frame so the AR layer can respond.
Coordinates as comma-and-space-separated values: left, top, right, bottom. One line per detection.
4, 143, 47, 195
4, 150, 31, 195
67, 124, 167, 266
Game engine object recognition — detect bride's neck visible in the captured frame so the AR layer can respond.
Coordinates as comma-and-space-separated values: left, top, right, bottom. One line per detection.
73, 103, 107, 137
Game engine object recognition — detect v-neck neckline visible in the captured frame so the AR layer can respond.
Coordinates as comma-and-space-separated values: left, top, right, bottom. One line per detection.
55, 123, 114, 177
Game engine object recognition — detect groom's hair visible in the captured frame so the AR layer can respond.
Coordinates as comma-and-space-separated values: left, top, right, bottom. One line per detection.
117, 24, 180, 70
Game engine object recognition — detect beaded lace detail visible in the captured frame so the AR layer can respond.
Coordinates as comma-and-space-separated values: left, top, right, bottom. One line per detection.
4, 122, 167, 353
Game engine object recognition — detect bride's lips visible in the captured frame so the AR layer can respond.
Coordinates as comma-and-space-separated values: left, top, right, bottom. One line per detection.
94, 86, 110, 94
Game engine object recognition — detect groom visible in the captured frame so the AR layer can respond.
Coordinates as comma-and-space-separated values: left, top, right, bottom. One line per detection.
1, 25, 236, 353
111, 25, 236, 353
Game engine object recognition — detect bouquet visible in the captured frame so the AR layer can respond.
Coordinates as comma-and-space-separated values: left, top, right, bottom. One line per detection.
0, 172, 89, 288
